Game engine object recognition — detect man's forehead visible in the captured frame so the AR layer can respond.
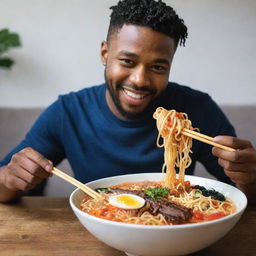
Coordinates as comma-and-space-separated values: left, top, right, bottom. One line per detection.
109, 25, 176, 56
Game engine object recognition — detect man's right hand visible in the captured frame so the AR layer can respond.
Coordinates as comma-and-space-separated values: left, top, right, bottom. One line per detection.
0, 147, 53, 192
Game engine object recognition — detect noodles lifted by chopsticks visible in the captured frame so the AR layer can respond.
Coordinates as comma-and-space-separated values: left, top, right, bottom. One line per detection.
80, 107, 236, 226
153, 107, 198, 189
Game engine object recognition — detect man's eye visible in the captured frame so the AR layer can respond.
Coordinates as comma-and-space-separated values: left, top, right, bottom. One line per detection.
120, 59, 134, 65
152, 65, 167, 71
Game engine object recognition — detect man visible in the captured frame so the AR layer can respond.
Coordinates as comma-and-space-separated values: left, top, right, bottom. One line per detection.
0, 0, 256, 203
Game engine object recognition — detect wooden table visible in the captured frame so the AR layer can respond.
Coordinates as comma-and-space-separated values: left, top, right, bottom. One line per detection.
0, 197, 255, 256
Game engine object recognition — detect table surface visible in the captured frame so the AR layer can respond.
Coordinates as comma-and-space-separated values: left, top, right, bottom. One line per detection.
0, 197, 255, 256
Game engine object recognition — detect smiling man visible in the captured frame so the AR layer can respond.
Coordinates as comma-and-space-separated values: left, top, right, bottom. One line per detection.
0, 0, 256, 204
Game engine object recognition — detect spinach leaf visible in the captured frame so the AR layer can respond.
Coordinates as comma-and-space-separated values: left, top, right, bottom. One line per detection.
194, 185, 225, 201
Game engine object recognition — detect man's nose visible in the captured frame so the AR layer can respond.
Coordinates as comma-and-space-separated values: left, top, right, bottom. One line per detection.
129, 66, 150, 88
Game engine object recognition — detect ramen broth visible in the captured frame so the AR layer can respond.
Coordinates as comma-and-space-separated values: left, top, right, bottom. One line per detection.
80, 180, 236, 225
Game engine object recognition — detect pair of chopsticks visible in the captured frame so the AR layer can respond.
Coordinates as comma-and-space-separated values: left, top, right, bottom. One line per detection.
52, 130, 234, 197
52, 167, 103, 200
182, 128, 236, 152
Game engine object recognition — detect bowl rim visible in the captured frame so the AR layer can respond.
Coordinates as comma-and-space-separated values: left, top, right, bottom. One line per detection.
69, 173, 248, 230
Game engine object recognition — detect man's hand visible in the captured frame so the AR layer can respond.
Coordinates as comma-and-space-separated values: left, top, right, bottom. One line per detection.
0, 147, 53, 192
212, 136, 256, 203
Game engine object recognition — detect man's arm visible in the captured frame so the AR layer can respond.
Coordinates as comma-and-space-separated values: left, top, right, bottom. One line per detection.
0, 147, 53, 203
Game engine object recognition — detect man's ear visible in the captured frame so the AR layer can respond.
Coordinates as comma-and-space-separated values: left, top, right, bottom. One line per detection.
100, 41, 108, 66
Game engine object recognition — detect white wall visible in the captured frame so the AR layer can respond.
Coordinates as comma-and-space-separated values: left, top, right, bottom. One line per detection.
0, 0, 255, 107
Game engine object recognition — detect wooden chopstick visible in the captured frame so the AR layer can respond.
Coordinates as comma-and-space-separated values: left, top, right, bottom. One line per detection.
182, 128, 236, 152
52, 167, 103, 200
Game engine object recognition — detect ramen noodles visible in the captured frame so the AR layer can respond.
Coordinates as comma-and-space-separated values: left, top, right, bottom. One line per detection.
80, 108, 236, 225
80, 180, 235, 225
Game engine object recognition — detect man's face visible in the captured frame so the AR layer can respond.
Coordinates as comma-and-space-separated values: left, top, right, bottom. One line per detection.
101, 25, 176, 120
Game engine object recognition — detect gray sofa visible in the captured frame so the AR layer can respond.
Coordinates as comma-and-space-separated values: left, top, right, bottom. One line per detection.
0, 106, 255, 196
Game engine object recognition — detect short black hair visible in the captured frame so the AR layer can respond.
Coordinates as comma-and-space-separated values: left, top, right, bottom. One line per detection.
107, 0, 188, 47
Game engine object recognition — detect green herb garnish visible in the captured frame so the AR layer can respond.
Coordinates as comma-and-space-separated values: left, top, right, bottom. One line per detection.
194, 190, 202, 199
144, 187, 169, 200
95, 187, 110, 193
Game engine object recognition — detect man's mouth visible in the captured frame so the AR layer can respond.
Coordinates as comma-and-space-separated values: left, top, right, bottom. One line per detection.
123, 88, 149, 100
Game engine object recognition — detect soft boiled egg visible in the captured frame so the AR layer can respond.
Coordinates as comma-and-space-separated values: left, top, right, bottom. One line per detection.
109, 194, 145, 210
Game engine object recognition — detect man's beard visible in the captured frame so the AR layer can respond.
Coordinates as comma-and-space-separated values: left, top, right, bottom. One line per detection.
104, 70, 158, 120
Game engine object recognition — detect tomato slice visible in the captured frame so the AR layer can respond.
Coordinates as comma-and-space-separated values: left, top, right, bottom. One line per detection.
193, 211, 204, 220
206, 212, 227, 221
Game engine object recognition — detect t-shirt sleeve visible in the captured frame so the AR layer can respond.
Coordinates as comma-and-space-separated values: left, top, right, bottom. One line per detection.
0, 98, 66, 167
195, 95, 236, 184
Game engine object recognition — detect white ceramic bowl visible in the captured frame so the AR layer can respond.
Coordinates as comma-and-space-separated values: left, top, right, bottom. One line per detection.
69, 173, 247, 256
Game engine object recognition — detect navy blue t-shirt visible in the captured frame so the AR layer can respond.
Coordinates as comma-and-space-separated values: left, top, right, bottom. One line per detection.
0, 82, 236, 194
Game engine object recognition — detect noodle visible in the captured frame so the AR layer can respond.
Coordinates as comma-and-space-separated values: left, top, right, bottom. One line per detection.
80, 181, 235, 225
153, 107, 197, 189
80, 182, 171, 225
168, 189, 234, 217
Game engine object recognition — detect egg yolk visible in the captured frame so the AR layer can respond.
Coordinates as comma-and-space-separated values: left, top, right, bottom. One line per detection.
116, 195, 142, 207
